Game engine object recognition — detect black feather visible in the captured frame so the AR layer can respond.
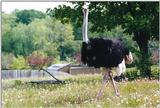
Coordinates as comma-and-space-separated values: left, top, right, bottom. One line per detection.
81, 38, 130, 68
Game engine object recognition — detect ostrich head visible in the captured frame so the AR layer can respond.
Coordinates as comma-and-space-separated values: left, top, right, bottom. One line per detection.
124, 52, 133, 64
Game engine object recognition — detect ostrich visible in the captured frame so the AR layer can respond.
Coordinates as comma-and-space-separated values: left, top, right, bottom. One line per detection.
81, 2, 133, 99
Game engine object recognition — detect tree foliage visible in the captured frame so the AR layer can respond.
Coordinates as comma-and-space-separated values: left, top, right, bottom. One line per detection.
2, 13, 17, 53
14, 9, 46, 25
48, 2, 159, 78
2, 11, 79, 68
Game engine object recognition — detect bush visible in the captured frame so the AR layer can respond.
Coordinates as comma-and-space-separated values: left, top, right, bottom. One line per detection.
125, 66, 159, 80
151, 65, 159, 79
27, 51, 53, 69
1, 53, 14, 69
53, 56, 60, 64
125, 67, 139, 80
10, 56, 30, 69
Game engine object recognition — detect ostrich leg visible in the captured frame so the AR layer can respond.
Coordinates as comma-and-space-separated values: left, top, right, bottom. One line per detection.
109, 70, 120, 96
96, 68, 110, 100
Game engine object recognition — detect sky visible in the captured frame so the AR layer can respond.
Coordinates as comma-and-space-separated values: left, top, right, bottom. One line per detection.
2, 2, 73, 14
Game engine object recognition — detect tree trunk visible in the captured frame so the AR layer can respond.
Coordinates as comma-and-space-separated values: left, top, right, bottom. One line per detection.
139, 46, 151, 79
134, 30, 151, 79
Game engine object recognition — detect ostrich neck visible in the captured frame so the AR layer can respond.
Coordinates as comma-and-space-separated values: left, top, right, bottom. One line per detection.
82, 8, 89, 43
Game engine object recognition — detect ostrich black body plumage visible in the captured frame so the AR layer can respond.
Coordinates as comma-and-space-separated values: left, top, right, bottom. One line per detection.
81, 38, 129, 68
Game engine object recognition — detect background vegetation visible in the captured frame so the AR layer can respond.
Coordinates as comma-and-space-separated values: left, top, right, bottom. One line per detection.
2, 2, 159, 108
2, 2, 159, 78
2, 9, 81, 69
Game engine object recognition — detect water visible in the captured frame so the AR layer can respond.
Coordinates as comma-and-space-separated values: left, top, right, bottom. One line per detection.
1, 70, 72, 79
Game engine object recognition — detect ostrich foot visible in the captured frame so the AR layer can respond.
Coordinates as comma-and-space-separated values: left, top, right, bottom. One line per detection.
115, 92, 120, 97
96, 89, 103, 101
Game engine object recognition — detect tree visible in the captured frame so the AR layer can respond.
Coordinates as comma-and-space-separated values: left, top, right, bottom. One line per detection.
48, 2, 159, 78
2, 12, 35, 56
2, 13, 17, 53
58, 40, 81, 60
2, 11, 75, 61
43, 17, 75, 60
14, 9, 46, 25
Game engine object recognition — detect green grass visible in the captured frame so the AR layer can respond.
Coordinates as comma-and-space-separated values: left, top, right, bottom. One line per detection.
2, 74, 160, 108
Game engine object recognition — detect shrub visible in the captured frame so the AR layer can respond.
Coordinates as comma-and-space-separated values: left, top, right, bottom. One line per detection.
1, 53, 14, 69
27, 51, 53, 69
151, 65, 159, 79
10, 55, 30, 69
53, 56, 60, 63
125, 67, 139, 80
125, 66, 159, 80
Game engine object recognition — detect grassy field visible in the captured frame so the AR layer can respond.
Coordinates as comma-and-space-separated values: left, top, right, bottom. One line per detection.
2, 74, 160, 108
